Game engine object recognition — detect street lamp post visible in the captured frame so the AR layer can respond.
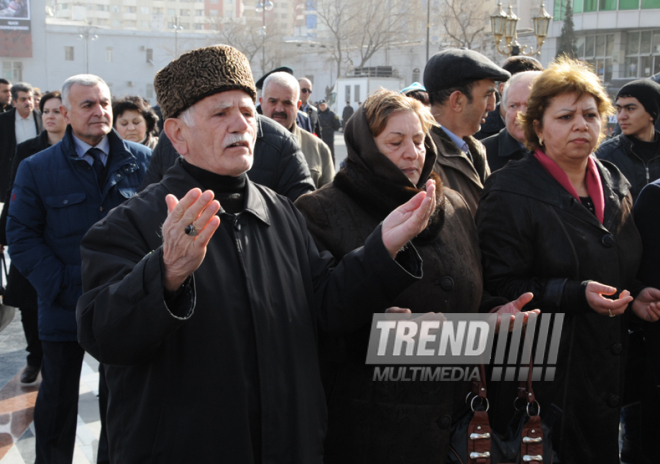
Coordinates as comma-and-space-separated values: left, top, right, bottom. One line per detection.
77, 22, 98, 74
172, 16, 184, 58
490, 2, 553, 56
255, 1, 274, 75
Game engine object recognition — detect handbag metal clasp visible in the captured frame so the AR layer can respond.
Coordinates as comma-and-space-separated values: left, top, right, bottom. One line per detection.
523, 455, 543, 462
522, 436, 543, 443
469, 432, 491, 440
469, 451, 491, 459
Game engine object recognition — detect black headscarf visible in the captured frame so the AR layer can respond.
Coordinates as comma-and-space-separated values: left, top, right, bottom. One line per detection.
334, 105, 446, 242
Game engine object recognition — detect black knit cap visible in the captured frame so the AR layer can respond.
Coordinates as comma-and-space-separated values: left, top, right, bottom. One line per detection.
617, 79, 660, 122
423, 48, 511, 93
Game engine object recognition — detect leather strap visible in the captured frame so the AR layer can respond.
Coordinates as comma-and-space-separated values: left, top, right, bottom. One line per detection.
468, 410, 491, 464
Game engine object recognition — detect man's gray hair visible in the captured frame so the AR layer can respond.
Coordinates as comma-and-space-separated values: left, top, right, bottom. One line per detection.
61, 74, 110, 110
263, 72, 300, 102
180, 105, 196, 127
11, 82, 33, 102
501, 71, 541, 107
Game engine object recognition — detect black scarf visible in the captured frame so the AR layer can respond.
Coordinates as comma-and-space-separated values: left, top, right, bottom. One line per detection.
334, 106, 446, 243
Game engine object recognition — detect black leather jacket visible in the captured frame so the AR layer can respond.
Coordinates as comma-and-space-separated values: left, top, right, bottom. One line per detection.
595, 132, 660, 202
140, 115, 315, 201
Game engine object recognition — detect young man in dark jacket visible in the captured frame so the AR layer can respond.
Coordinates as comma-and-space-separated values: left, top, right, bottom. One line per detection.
596, 79, 660, 201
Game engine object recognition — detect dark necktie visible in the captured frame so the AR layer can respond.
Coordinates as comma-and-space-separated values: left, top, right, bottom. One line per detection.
87, 147, 105, 187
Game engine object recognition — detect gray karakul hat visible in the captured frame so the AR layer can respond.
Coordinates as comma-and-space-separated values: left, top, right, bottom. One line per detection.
423, 48, 511, 93
154, 44, 257, 120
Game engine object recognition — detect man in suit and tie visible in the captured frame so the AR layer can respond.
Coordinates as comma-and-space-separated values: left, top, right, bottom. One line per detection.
0, 82, 43, 202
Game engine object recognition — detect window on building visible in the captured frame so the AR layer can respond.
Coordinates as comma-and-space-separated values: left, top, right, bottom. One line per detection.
195, 23, 204, 29
642, 0, 660, 8
2, 61, 22, 81
168, 8, 176, 15
61, 3, 68, 10
575, 33, 614, 82
180, 22, 190, 28
146, 84, 155, 99
112, 5, 119, 13
624, 30, 660, 77
154, 7, 163, 14
124, 6, 137, 13
141, 7, 149, 14
112, 19, 121, 27
180, 9, 191, 16
65, 46, 74, 61
345, 85, 350, 102
211, 0, 219, 4
281, 13, 286, 18
620, 0, 640, 8
599, 0, 616, 10
210, 9, 219, 16
88, 4, 93, 10
106, 47, 113, 62
354, 85, 360, 103
142, 21, 150, 28
147, 48, 154, 63
195, 9, 204, 16
584, 0, 598, 11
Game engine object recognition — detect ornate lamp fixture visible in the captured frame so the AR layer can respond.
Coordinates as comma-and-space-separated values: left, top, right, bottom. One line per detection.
491, 2, 553, 56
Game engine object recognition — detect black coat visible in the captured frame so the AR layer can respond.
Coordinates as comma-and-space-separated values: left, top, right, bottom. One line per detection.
305, 103, 322, 137
318, 108, 341, 147
481, 127, 529, 172
294, 107, 493, 463
596, 131, 660, 202
0, 130, 51, 308
633, 179, 660, 460
0, 108, 43, 202
476, 155, 643, 464
140, 115, 315, 200
76, 161, 422, 463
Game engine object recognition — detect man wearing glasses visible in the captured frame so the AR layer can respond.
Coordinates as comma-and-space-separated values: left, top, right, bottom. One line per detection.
299, 77, 322, 137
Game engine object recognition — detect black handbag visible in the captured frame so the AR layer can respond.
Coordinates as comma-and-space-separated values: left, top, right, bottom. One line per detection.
0, 253, 16, 333
447, 362, 561, 464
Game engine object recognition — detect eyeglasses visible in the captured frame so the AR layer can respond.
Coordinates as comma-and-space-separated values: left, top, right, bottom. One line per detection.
301, 88, 312, 94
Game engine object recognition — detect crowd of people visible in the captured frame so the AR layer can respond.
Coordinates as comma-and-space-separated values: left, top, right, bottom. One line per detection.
0, 43, 659, 464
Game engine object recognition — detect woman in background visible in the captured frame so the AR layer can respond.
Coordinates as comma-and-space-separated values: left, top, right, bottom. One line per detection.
113, 96, 159, 149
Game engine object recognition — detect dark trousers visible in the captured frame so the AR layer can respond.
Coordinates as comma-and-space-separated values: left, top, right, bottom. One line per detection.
97, 363, 110, 464
19, 304, 42, 367
322, 134, 335, 163
34, 341, 85, 464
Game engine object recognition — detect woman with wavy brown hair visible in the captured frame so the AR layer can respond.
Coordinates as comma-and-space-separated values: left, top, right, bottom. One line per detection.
476, 57, 660, 463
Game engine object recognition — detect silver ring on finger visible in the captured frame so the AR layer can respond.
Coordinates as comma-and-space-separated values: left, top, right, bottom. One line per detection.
185, 223, 198, 237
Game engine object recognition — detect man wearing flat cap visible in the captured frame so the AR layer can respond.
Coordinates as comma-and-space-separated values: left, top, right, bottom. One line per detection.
76, 45, 437, 463
423, 48, 510, 216
596, 78, 660, 201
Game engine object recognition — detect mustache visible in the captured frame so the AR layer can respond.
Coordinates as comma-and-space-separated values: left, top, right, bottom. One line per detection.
270, 111, 287, 119
222, 133, 255, 148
